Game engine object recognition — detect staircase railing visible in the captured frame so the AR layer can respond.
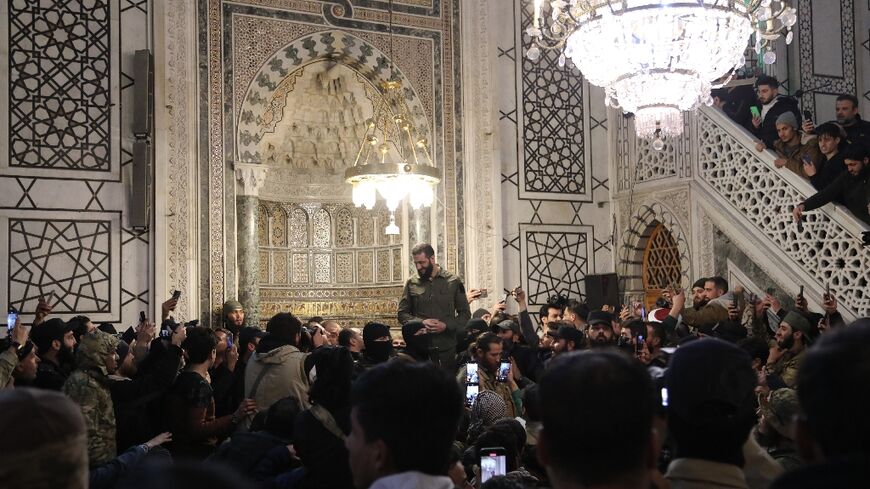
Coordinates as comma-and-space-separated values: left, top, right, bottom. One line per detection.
691, 106, 869, 320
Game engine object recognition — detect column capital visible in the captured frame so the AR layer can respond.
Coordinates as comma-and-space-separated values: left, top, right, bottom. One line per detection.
234, 162, 269, 197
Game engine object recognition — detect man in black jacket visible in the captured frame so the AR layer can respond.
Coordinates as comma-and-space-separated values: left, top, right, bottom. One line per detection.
752, 75, 801, 149
793, 144, 870, 225
804, 122, 847, 192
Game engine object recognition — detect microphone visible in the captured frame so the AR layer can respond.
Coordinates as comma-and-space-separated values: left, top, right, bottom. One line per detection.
794, 81, 832, 99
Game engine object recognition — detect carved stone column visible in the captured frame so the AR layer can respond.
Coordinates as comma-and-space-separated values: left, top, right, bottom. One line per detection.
235, 163, 268, 327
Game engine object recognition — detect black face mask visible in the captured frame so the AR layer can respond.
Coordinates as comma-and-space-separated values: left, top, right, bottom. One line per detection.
366, 340, 393, 363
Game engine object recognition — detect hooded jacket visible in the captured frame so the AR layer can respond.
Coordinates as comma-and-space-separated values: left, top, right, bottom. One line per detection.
243, 335, 310, 424
755, 95, 801, 149
62, 330, 120, 467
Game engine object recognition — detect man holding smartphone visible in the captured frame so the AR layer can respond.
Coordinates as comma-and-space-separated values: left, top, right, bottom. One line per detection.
455, 332, 520, 417
398, 243, 471, 372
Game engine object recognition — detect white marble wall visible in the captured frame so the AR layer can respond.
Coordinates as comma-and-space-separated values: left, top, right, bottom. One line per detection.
0, 0, 154, 326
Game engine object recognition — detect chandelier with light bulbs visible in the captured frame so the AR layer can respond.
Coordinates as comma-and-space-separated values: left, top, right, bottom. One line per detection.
344, 0, 440, 235
526, 0, 797, 143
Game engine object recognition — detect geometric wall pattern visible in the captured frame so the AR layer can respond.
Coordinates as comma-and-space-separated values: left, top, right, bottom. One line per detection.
8, 0, 112, 171
8, 219, 111, 313
518, 2, 587, 198
521, 225, 594, 305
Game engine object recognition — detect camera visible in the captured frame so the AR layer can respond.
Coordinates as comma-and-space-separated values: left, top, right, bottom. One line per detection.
480, 447, 507, 483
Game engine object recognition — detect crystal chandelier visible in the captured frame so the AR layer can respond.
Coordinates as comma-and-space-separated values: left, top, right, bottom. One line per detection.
344, 0, 439, 235
526, 1, 797, 142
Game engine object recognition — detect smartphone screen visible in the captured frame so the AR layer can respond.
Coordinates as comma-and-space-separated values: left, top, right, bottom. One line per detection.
465, 362, 479, 384
480, 448, 507, 483
496, 361, 511, 383
227, 335, 234, 349
171, 290, 181, 301
661, 387, 669, 407
750, 106, 760, 118
635, 335, 645, 354
7, 309, 18, 332
465, 384, 479, 408
479, 289, 488, 299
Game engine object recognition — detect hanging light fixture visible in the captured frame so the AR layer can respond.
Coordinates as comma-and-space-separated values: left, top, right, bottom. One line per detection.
345, 0, 440, 235
526, 1, 797, 142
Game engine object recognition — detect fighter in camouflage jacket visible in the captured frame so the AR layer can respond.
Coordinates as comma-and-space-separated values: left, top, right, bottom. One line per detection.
62, 330, 119, 467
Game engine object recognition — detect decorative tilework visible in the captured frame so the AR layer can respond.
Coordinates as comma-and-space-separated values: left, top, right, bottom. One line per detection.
292, 253, 309, 283
376, 249, 391, 283
336, 252, 354, 283
357, 250, 374, 283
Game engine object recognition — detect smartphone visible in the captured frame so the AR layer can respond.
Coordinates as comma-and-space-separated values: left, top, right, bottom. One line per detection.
7, 307, 19, 332
121, 326, 136, 344
798, 285, 804, 300
825, 283, 831, 301
803, 110, 813, 122
496, 360, 511, 383
635, 335, 645, 355
159, 329, 172, 338
465, 362, 479, 384
465, 384, 479, 408
750, 106, 761, 118
139, 311, 147, 324
226, 335, 234, 349
732, 294, 738, 309
661, 387, 669, 407
171, 290, 181, 301
480, 447, 508, 483
478, 288, 488, 299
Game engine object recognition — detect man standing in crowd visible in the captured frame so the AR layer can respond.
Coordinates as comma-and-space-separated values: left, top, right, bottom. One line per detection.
346, 361, 463, 489
669, 277, 731, 330
804, 122, 847, 191
223, 300, 246, 335
766, 311, 812, 388
767, 112, 822, 178
322, 319, 342, 346
806, 94, 870, 153
665, 338, 758, 488
538, 351, 656, 489
586, 310, 616, 348
793, 144, 870, 225
398, 243, 471, 371
752, 75, 801, 149
456, 332, 521, 418
338, 327, 364, 360
30, 317, 76, 390
551, 324, 585, 357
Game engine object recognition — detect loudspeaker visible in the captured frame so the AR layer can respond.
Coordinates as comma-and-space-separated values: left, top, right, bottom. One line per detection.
584, 273, 619, 310
130, 140, 151, 230
132, 49, 153, 137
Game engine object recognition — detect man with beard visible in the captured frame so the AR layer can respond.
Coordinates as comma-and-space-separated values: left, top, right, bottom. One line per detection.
690, 278, 708, 310
765, 312, 812, 388
456, 332, 520, 417
31, 318, 77, 390
806, 95, 870, 153
398, 243, 471, 371
551, 324, 585, 357
751, 75, 801, 149
222, 299, 246, 335
586, 310, 617, 348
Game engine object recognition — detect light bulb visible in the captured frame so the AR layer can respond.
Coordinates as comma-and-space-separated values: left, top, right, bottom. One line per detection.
652, 137, 665, 151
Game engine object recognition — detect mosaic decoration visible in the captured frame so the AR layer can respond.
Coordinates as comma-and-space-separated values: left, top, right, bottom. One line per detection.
8, 0, 112, 171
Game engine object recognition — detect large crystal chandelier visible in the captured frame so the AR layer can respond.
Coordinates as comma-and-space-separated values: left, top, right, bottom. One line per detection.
526, 1, 797, 141
344, 0, 439, 235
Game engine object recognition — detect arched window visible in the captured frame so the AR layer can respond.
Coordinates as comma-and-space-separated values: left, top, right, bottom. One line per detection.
642, 222, 682, 309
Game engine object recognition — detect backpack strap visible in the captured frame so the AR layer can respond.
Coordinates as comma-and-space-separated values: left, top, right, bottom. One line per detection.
309, 404, 346, 441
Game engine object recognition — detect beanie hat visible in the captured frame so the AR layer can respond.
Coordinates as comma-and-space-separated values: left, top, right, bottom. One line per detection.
775, 111, 798, 129
472, 308, 490, 319
223, 300, 244, 317
782, 311, 812, 337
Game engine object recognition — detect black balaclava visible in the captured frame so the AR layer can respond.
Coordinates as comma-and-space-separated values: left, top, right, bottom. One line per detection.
402, 320, 430, 361
363, 322, 393, 363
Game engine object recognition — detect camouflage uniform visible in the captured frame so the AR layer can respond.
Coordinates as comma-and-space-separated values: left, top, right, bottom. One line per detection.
62, 330, 119, 467
0, 348, 19, 388
766, 347, 806, 388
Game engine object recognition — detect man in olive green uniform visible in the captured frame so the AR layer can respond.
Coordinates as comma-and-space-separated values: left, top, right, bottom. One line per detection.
398, 243, 471, 372
766, 311, 810, 388
63, 329, 120, 467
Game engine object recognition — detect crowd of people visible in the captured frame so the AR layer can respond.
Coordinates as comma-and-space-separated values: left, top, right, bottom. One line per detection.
2, 242, 869, 489
713, 77, 870, 226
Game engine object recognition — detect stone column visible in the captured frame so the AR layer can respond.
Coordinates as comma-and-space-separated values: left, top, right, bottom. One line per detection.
234, 163, 268, 328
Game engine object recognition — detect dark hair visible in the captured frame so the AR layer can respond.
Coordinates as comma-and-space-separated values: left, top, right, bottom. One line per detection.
738, 337, 770, 365
538, 303, 562, 320
411, 243, 435, 257
337, 328, 356, 347
705, 276, 729, 293
264, 396, 301, 440
842, 144, 868, 162
755, 75, 779, 89
475, 425, 520, 472
539, 351, 654, 486
814, 122, 844, 140
797, 322, 870, 457
67, 315, 92, 343
307, 346, 354, 410
266, 312, 303, 346
352, 361, 463, 475
480, 477, 525, 489
522, 384, 542, 422
836, 94, 859, 107
307, 316, 324, 325
475, 332, 502, 353
647, 321, 667, 346
692, 278, 707, 289
564, 299, 589, 322
182, 327, 218, 364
